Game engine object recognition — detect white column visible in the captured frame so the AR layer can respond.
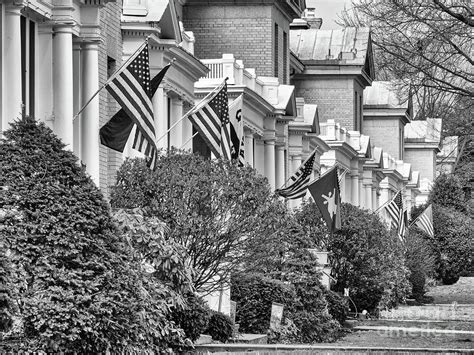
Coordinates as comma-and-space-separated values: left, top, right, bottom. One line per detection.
153, 87, 168, 150
264, 140, 276, 190
37, 24, 54, 129
53, 24, 74, 148
182, 103, 193, 151
244, 132, 254, 168
275, 145, 285, 190
3, 4, 22, 131
372, 188, 378, 211
364, 184, 372, 210
73, 43, 82, 158
81, 42, 100, 185
169, 98, 183, 149
351, 172, 359, 206
254, 138, 265, 175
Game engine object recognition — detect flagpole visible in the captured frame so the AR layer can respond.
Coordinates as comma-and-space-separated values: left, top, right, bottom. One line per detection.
179, 131, 199, 150
73, 40, 148, 122
155, 78, 228, 146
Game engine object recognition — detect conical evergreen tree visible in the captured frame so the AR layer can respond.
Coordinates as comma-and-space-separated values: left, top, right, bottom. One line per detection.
0, 117, 181, 352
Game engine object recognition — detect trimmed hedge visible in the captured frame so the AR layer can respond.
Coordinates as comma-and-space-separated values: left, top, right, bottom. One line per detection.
206, 311, 233, 343
172, 292, 211, 342
231, 273, 296, 334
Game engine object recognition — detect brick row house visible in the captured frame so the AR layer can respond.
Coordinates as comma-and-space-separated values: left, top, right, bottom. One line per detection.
0, 0, 443, 312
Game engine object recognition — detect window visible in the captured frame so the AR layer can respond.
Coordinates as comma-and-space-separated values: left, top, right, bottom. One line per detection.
20, 16, 35, 117
274, 23, 279, 78
283, 31, 288, 84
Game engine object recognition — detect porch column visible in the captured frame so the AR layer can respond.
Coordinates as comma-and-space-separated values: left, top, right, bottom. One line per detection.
289, 154, 303, 208
264, 140, 276, 190
351, 171, 360, 206
81, 41, 100, 185
275, 145, 285, 190
53, 24, 74, 148
169, 97, 183, 149
254, 138, 265, 175
244, 131, 254, 167
181, 102, 193, 151
364, 184, 373, 210
3, 4, 22, 131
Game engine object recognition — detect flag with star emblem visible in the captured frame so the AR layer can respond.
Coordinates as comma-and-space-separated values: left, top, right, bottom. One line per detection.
100, 63, 171, 155
229, 94, 245, 166
380, 190, 407, 242
188, 82, 234, 159
308, 166, 341, 234
105, 43, 158, 168
410, 204, 434, 238
275, 150, 317, 199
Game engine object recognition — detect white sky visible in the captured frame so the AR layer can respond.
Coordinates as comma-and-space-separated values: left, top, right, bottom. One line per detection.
306, 0, 353, 30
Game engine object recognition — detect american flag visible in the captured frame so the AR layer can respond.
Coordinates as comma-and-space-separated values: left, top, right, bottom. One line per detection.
411, 204, 434, 237
276, 151, 316, 199
188, 82, 233, 159
105, 43, 158, 168
382, 190, 407, 241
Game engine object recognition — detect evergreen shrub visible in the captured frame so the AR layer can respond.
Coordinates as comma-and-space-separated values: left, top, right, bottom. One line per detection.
432, 206, 473, 284
172, 292, 211, 342
296, 202, 410, 313
324, 290, 349, 325
206, 311, 233, 343
0, 118, 185, 353
231, 273, 296, 334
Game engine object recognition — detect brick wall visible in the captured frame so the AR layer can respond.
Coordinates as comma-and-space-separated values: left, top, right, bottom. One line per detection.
363, 117, 403, 160
404, 148, 436, 182
99, 0, 123, 197
183, 4, 290, 81
293, 77, 356, 129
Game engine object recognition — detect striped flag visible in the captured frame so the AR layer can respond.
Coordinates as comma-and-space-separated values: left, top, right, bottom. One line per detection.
100, 63, 171, 156
105, 43, 158, 168
410, 204, 434, 237
188, 82, 234, 159
229, 94, 245, 166
275, 151, 316, 199
381, 190, 407, 241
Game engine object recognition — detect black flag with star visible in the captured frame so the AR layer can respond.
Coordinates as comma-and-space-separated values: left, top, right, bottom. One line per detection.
308, 166, 341, 234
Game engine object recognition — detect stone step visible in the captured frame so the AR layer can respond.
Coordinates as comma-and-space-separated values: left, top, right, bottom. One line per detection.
380, 304, 474, 321
353, 325, 473, 338
229, 333, 268, 344
194, 344, 473, 354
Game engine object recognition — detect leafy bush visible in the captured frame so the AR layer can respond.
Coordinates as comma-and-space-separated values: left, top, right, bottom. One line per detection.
231, 273, 296, 334
111, 153, 275, 294
429, 174, 467, 213
405, 228, 437, 300
0, 118, 186, 353
0, 249, 13, 332
206, 311, 233, 343
432, 206, 473, 284
324, 290, 349, 325
296, 202, 410, 313
172, 292, 211, 342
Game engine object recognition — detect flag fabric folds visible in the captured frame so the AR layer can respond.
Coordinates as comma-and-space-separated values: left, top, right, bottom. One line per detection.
188, 82, 235, 160
101, 43, 170, 169
410, 204, 434, 237
100, 62, 171, 155
275, 151, 316, 199
308, 166, 341, 234
381, 190, 407, 241
229, 94, 245, 166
